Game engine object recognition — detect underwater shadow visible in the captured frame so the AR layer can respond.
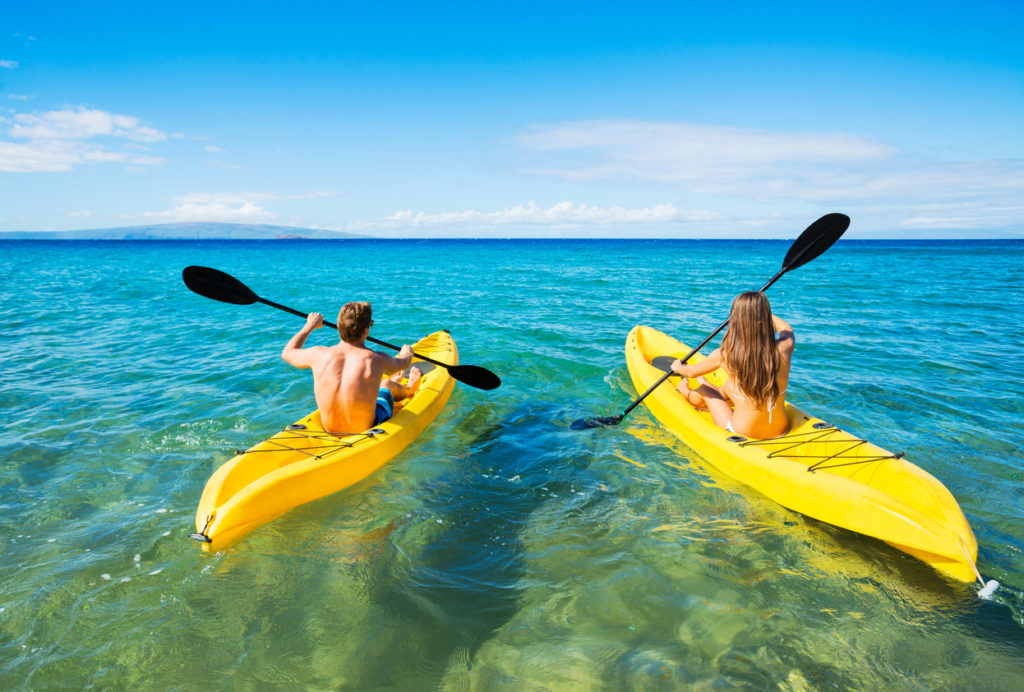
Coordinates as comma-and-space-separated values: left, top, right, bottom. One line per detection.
349, 398, 597, 688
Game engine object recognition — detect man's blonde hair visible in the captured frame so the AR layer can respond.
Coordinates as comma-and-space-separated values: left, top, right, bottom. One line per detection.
337, 301, 372, 343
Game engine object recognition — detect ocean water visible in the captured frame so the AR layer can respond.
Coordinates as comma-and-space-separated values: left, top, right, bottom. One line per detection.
1, 238, 1022, 690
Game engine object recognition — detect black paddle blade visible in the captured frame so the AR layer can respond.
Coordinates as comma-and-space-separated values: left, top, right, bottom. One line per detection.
449, 364, 502, 390
571, 414, 623, 430
182, 266, 259, 305
782, 213, 850, 273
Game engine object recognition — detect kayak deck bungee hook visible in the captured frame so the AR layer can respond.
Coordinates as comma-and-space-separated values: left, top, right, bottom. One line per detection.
230, 427, 390, 459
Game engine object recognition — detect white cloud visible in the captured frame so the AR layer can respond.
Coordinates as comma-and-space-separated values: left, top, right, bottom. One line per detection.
348, 201, 718, 232
520, 120, 894, 165
0, 139, 163, 172
126, 190, 341, 224
0, 141, 74, 172
898, 200, 1024, 230
516, 120, 895, 188
174, 190, 338, 204
132, 202, 279, 223
204, 145, 222, 152
67, 210, 93, 218
901, 216, 980, 229
0, 60, 17, 69
11, 107, 166, 142
0, 106, 168, 172
5, 94, 31, 101
514, 119, 1024, 230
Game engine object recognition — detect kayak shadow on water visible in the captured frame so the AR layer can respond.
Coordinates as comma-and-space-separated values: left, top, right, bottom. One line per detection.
344, 398, 595, 688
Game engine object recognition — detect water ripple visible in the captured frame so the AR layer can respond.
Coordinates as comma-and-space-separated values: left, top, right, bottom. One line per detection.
1, 239, 1022, 689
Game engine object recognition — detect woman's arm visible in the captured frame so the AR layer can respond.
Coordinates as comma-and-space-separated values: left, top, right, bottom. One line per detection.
772, 314, 795, 357
671, 348, 722, 378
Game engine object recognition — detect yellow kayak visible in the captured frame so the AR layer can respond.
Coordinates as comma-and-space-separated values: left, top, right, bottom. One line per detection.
626, 325, 981, 583
191, 330, 457, 552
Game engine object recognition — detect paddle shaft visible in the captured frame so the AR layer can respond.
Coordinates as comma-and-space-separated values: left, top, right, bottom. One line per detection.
257, 296, 451, 371
618, 265, 789, 419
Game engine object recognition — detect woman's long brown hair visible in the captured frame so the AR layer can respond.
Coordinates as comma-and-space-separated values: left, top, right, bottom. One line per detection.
720, 291, 780, 408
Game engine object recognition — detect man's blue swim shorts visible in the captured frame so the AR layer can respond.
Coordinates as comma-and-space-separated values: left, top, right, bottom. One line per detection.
372, 388, 394, 426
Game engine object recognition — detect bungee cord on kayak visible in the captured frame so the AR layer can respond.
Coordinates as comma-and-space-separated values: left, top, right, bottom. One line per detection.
230, 427, 387, 459
730, 424, 999, 598
725, 424, 907, 472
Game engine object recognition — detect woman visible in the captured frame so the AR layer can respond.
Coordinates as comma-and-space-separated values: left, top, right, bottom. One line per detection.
670, 291, 794, 439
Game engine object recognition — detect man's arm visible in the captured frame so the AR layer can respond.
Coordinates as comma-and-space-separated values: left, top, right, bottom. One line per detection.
281, 313, 325, 369
379, 344, 414, 376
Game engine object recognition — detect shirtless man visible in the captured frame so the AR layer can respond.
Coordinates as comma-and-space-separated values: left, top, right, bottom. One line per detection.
281, 301, 421, 432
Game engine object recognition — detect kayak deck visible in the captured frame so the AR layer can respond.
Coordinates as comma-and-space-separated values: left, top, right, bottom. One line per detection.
626, 325, 980, 583
192, 330, 457, 552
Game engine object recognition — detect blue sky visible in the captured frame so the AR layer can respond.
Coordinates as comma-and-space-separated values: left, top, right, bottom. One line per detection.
2, 1, 1022, 237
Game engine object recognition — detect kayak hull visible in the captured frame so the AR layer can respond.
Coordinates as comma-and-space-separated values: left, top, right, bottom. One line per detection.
193, 330, 457, 552
625, 325, 978, 583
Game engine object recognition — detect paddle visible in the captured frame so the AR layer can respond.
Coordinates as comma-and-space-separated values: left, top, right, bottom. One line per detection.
571, 213, 850, 430
182, 266, 502, 390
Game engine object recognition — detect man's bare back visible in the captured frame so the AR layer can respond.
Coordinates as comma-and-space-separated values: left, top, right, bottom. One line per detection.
281, 309, 420, 433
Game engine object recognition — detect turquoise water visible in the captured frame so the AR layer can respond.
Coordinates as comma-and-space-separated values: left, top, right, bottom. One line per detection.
1, 238, 1022, 689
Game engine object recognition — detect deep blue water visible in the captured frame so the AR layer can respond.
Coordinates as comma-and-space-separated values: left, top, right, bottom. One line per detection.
1, 238, 1022, 689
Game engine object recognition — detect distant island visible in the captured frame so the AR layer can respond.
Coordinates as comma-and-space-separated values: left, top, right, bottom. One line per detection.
0, 222, 1020, 240
0, 222, 367, 240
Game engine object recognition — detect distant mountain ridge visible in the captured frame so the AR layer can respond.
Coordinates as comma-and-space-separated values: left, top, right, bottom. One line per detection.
1, 222, 1020, 240
0, 222, 366, 240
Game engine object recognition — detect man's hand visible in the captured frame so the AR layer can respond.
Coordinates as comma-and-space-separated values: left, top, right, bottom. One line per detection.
392, 343, 414, 372
282, 313, 324, 368
305, 312, 324, 331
